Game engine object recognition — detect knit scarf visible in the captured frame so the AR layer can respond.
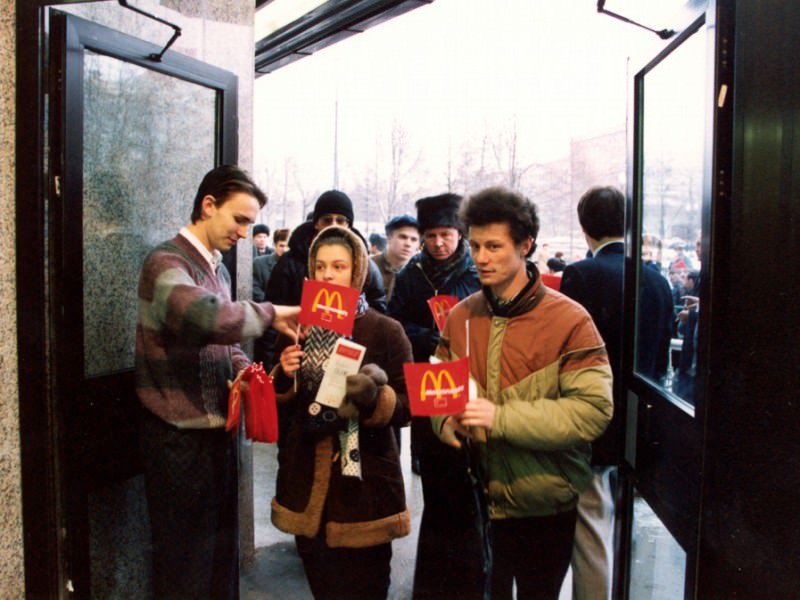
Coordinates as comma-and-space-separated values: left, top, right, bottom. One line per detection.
299, 294, 369, 389
483, 262, 546, 318
419, 237, 471, 292
299, 292, 369, 478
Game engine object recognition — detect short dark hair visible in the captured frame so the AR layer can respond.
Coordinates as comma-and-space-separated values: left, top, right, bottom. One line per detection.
273, 228, 290, 244
547, 257, 566, 272
191, 165, 267, 223
368, 233, 386, 252
459, 186, 539, 257
576, 186, 624, 240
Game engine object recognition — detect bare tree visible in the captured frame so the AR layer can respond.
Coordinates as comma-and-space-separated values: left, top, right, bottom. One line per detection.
491, 120, 536, 190
382, 120, 423, 221
291, 167, 318, 225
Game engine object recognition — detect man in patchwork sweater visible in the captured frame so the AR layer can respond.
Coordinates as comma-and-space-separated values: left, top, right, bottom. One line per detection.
136, 165, 299, 600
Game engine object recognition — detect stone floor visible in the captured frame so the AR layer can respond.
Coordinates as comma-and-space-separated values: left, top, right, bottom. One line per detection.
240, 432, 423, 600
235, 433, 693, 600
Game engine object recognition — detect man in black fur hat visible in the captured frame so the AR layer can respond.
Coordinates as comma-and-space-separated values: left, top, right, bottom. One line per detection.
252, 223, 273, 257
387, 193, 484, 600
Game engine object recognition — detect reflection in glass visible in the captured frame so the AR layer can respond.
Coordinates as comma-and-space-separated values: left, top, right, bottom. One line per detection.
636, 23, 707, 406
82, 51, 216, 377
629, 489, 687, 599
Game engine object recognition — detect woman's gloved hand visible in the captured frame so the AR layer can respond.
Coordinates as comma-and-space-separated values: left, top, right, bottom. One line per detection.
338, 363, 387, 420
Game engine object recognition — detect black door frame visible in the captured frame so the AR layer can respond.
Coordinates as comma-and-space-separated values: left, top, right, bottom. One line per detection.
619, 3, 724, 598
17, 3, 238, 596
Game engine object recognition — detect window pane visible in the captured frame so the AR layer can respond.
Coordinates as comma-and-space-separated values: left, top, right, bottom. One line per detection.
636, 25, 706, 406
82, 50, 216, 377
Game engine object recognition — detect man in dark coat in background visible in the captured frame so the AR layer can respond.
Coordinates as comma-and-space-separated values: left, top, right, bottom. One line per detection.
561, 186, 673, 600
266, 190, 387, 313
252, 223, 273, 257
388, 193, 484, 600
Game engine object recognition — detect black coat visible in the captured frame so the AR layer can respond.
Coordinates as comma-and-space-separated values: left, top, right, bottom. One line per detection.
266, 221, 387, 312
388, 242, 486, 600
561, 241, 673, 465
253, 253, 279, 302
387, 245, 480, 362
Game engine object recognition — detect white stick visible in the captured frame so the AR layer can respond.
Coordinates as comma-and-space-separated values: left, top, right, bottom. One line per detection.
293, 327, 300, 393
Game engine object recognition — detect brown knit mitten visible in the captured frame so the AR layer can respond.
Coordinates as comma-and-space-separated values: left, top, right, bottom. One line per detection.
338, 363, 387, 420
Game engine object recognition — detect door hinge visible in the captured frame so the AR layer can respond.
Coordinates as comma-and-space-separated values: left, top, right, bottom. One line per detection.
54, 175, 62, 198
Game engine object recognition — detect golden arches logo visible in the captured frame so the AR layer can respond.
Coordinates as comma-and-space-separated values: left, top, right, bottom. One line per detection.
312, 288, 346, 321
420, 369, 461, 407
431, 301, 452, 322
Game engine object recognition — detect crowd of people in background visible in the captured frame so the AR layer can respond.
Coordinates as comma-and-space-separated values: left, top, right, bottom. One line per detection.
253, 196, 700, 406
135, 164, 700, 600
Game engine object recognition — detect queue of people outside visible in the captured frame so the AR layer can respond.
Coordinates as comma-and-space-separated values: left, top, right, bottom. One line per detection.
136, 164, 697, 600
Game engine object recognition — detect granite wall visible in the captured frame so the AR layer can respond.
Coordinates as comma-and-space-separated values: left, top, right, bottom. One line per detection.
5, 0, 258, 596
0, 0, 23, 597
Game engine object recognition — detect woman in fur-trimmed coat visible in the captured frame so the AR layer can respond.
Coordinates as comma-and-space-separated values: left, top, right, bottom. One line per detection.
271, 225, 412, 600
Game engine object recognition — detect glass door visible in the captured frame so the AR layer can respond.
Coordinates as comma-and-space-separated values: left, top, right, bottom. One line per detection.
621, 7, 716, 599
47, 9, 237, 597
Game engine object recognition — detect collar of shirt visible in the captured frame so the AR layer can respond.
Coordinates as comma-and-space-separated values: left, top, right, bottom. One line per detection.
179, 226, 223, 272
592, 239, 624, 257
378, 252, 404, 274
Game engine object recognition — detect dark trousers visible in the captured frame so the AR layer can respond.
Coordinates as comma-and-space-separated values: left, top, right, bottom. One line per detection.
296, 535, 392, 600
140, 412, 239, 600
490, 510, 577, 600
412, 417, 489, 600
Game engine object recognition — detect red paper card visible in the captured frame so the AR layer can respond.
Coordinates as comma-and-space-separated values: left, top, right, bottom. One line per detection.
299, 279, 359, 336
403, 357, 469, 416
427, 294, 459, 332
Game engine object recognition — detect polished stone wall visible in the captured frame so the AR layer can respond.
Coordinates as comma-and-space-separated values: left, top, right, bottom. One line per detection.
0, 0, 23, 596
58, 0, 257, 303
5, 1, 257, 596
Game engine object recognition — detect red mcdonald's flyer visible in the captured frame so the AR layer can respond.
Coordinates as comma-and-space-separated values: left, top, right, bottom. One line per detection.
403, 357, 469, 416
427, 294, 459, 332
299, 279, 359, 336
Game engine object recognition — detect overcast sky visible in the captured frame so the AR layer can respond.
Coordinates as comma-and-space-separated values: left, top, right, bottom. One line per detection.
254, 0, 666, 223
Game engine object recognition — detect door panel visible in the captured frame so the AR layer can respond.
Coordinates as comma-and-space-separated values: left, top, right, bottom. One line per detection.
82, 49, 216, 377
623, 6, 714, 599
48, 10, 237, 597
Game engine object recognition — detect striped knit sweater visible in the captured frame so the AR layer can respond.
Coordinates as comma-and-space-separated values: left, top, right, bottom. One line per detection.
136, 234, 276, 428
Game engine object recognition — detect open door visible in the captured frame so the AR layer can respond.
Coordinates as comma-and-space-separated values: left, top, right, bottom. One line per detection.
43, 9, 237, 597
619, 3, 721, 598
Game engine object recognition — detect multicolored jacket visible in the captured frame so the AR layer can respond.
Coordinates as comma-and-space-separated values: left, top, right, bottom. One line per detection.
432, 268, 613, 519
136, 233, 275, 428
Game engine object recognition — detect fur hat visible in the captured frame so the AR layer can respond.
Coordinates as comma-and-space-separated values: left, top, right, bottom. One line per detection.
415, 193, 462, 233
312, 190, 354, 225
308, 226, 369, 291
252, 223, 270, 237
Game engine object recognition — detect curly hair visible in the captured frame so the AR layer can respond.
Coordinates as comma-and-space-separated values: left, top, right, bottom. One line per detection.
459, 186, 540, 257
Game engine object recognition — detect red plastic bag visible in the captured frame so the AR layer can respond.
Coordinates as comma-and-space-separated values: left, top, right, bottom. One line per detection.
226, 363, 279, 443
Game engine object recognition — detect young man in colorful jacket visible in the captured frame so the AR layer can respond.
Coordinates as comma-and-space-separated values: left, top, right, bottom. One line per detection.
432, 186, 613, 600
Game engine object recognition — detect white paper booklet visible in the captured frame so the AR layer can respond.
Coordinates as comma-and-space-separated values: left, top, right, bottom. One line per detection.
315, 338, 366, 408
